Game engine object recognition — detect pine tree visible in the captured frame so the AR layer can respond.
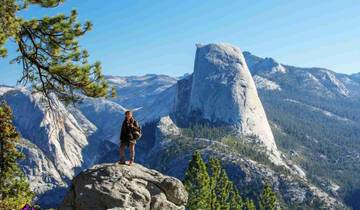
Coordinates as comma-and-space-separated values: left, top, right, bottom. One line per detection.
229, 184, 243, 210
0, 101, 34, 209
184, 153, 247, 210
207, 158, 243, 210
183, 151, 211, 210
208, 158, 232, 210
217, 169, 233, 209
111, 86, 117, 98
0, 0, 109, 104
259, 184, 277, 210
207, 158, 221, 210
243, 198, 256, 210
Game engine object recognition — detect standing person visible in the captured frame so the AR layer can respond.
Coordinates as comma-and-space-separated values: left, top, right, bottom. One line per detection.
118, 110, 141, 165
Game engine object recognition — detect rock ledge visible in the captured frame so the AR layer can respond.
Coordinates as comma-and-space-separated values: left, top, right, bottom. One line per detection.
59, 163, 188, 210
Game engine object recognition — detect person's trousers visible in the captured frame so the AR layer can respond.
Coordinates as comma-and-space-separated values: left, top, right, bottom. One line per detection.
119, 142, 135, 161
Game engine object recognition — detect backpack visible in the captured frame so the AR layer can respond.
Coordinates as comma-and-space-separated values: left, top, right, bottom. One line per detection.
132, 120, 142, 140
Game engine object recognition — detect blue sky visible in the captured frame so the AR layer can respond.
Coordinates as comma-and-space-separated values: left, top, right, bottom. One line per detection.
1, 0, 360, 85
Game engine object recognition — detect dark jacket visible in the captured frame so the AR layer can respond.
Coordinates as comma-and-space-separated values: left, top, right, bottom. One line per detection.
120, 117, 140, 144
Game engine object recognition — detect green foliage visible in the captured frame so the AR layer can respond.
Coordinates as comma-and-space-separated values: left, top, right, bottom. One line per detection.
208, 158, 230, 210
183, 151, 211, 210
0, 0, 22, 57
111, 86, 117, 98
181, 122, 233, 141
243, 198, 256, 210
0, 0, 109, 104
229, 186, 244, 210
181, 124, 286, 173
259, 184, 277, 210
184, 152, 245, 210
207, 158, 244, 210
0, 101, 34, 209
221, 135, 273, 166
208, 158, 221, 210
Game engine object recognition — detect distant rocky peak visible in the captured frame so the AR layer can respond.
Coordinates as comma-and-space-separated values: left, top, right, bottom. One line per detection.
310, 69, 350, 97
242, 51, 262, 67
189, 43, 256, 124
243, 51, 286, 75
174, 43, 285, 166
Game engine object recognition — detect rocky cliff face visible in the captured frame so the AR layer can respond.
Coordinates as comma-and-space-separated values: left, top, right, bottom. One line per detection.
59, 163, 188, 210
0, 86, 116, 207
2, 88, 93, 179
17, 138, 68, 207
175, 43, 283, 165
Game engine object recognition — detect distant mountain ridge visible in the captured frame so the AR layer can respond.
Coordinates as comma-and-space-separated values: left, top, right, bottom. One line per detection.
244, 51, 359, 97
242, 50, 360, 209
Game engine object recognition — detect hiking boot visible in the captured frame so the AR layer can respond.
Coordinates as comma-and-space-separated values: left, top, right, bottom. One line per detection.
118, 159, 126, 164
128, 159, 134, 166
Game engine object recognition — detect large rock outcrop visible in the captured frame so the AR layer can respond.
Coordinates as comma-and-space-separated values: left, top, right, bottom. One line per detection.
59, 163, 188, 210
174, 43, 283, 165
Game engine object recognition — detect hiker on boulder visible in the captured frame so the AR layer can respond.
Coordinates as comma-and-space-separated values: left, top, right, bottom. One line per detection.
119, 110, 142, 165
